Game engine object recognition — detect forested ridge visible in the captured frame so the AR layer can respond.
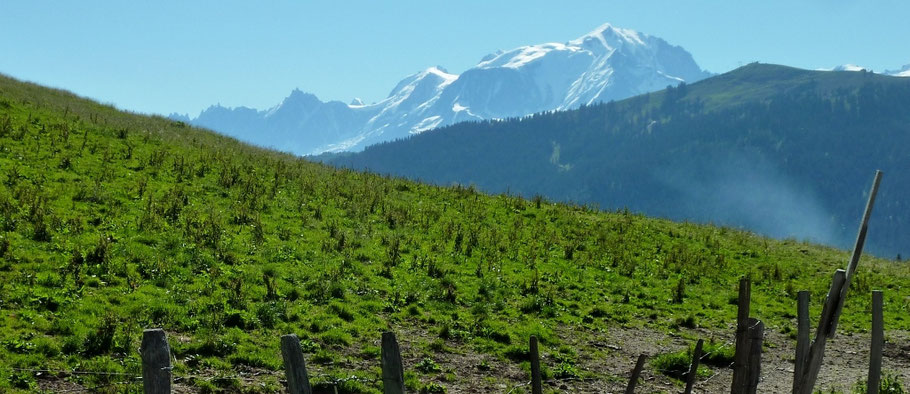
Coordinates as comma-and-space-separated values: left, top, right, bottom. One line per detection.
1, 68, 908, 392
332, 64, 910, 257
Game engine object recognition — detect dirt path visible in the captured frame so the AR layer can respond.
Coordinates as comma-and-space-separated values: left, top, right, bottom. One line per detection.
394, 324, 910, 393
36, 325, 910, 393
538, 325, 910, 393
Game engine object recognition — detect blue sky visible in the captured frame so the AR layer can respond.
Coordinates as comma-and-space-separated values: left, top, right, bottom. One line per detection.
1, 1, 908, 116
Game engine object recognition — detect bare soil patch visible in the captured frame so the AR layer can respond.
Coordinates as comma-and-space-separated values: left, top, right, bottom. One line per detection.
32, 325, 910, 393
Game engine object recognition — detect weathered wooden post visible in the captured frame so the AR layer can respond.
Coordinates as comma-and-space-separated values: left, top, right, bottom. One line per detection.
829, 170, 882, 337
529, 335, 543, 394
745, 319, 764, 394
796, 171, 882, 394
731, 277, 751, 394
798, 269, 846, 394
281, 334, 313, 394
684, 339, 704, 394
625, 354, 648, 394
792, 291, 810, 394
867, 290, 884, 394
381, 332, 405, 394
141, 328, 172, 394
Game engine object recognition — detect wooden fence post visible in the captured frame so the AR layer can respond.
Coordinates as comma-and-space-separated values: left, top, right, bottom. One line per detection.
281, 334, 313, 394
684, 339, 704, 394
731, 277, 751, 394
529, 335, 543, 394
792, 291, 810, 394
867, 290, 884, 394
829, 170, 882, 337
798, 269, 846, 394
381, 332, 405, 394
625, 354, 647, 394
745, 319, 764, 394
141, 328, 172, 394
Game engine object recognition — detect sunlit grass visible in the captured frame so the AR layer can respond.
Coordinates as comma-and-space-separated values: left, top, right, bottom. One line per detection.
0, 73, 907, 392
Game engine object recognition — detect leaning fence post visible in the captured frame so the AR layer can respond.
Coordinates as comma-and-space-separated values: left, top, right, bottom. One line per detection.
381, 332, 405, 394
792, 291, 810, 394
867, 290, 884, 394
731, 277, 751, 394
141, 328, 172, 394
745, 319, 764, 394
830, 170, 883, 337
684, 339, 704, 394
625, 354, 648, 394
799, 269, 847, 394
530, 335, 543, 394
281, 334, 313, 394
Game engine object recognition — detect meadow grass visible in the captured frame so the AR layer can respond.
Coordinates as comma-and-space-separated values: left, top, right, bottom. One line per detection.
0, 74, 907, 392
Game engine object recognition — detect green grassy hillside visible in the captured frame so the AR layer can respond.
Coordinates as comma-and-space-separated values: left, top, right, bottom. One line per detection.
331, 63, 910, 258
0, 74, 907, 393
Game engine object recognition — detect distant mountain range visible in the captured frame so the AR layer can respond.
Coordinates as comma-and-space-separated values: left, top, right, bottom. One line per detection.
827, 63, 910, 77
327, 63, 910, 257
885, 64, 910, 77
171, 23, 712, 155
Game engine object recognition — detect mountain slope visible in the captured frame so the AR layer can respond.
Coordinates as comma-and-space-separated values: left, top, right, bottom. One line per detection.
179, 23, 710, 155
330, 63, 910, 257
3, 73, 909, 392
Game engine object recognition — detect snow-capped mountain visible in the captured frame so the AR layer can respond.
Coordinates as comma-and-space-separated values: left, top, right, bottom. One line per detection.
886, 63, 910, 77
176, 23, 711, 155
823, 63, 910, 77
830, 64, 869, 72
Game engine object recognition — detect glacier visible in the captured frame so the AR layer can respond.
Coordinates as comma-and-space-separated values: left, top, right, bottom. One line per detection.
174, 23, 712, 155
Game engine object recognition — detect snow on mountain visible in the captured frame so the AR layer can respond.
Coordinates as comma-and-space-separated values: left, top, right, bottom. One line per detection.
886, 64, 910, 77
324, 66, 469, 152
180, 23, 710, 155
824, 63, 910, 77
830, 64, 869, 72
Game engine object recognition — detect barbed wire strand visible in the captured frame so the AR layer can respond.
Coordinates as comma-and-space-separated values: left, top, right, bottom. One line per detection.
6, 367, 139, 377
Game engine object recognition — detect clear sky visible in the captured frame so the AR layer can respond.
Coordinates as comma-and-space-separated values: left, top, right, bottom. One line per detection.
1, 1, 908, 116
